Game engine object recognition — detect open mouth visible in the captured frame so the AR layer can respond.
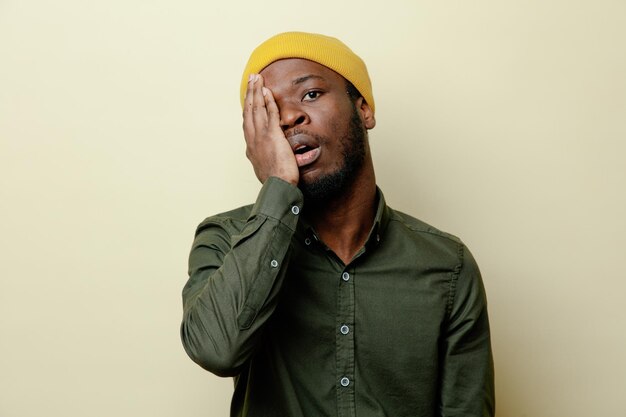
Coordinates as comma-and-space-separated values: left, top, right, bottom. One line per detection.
293, 144, 320, 168
294, 145, 313, 155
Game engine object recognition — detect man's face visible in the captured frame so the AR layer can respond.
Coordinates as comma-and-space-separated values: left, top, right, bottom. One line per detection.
259, 58, 373, 203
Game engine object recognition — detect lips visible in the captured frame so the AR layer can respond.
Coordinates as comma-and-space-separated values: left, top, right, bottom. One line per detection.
293, 145, 320, 167
288, 133, 321, 168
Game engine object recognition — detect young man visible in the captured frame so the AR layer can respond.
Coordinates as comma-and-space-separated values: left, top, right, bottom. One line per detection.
181, 32, 494, 417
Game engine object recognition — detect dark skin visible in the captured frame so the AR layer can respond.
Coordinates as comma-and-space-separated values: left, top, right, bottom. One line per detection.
243, 58, 377, 264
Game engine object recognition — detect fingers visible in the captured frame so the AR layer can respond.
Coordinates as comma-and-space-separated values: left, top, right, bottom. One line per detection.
243, 74, 283, 140
263, 86, 281, 132
243, 74, 276, 141
242, 74, 258, 141
240, 74, 297, 185
251, 75, 269, 132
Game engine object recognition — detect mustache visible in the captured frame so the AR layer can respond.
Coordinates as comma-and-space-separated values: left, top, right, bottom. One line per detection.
286, 128, 326, 142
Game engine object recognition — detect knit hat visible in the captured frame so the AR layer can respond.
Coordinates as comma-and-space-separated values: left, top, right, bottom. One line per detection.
240, 31, 374, 114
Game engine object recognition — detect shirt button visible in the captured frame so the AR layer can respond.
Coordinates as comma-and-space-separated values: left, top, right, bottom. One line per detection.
270, 259, 278, 268
342, 272, 350, 281
340, 325, 350, 335
304, 237, 311, 246
291, 206, 300, 215
340, 377, 350, 387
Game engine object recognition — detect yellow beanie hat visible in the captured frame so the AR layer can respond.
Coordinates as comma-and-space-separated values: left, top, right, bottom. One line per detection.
240, 31, 375, 114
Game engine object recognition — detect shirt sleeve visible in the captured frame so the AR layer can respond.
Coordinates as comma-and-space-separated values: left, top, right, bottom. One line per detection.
439, 244, 495, 416
180, 177, 303, 377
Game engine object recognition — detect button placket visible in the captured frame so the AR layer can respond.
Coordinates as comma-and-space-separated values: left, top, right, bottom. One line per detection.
336, 267, 355, 413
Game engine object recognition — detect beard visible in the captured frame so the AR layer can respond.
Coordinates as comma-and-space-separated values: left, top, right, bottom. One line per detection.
298, 106, 367, 205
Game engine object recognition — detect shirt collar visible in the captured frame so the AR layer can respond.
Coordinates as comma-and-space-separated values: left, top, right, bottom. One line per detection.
367, 186, 390, 247
296, 186, 391, 249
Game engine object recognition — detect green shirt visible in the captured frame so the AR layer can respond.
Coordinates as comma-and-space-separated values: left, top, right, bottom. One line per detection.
181, 177, 494, 417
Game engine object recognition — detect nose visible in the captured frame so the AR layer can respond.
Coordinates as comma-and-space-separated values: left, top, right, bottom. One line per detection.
279, 103, 309, 131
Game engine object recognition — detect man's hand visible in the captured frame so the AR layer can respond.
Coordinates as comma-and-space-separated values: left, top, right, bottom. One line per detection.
243, 74, 299, 186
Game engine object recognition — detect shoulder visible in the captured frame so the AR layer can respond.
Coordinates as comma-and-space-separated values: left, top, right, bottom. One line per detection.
384, 206, 465, 263
383, 207, 483, 293
387, 206, 461, 244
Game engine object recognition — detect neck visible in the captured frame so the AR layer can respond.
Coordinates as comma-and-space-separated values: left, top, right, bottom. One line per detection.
306, 163, 377, 265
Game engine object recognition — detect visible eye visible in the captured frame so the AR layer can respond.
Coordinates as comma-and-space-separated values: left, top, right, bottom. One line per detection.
302, 90, 323, 102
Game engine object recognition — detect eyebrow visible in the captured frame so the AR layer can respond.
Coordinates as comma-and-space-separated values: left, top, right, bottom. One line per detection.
292, 74, 325, 86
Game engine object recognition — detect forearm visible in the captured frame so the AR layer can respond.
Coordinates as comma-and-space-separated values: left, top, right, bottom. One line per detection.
180, 177, 303, 376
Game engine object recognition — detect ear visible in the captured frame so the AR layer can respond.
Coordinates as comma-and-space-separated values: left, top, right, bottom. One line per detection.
356, 97, 376, 130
